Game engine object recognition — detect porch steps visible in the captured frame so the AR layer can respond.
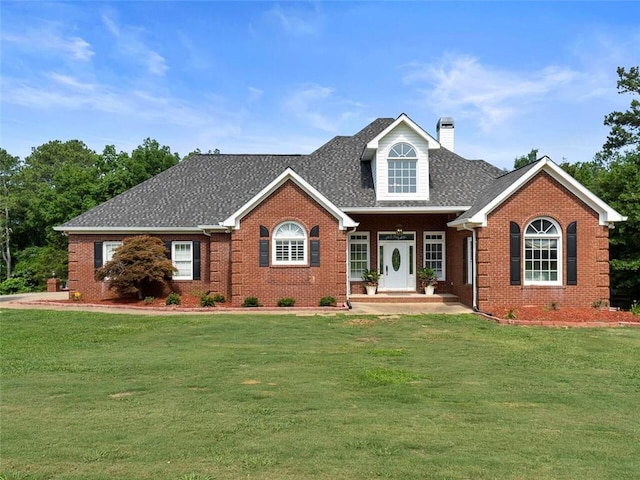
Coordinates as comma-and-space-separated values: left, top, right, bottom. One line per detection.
349, 293, 459, 304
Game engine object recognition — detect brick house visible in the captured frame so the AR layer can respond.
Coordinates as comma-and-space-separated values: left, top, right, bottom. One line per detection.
55, 114, 625, 312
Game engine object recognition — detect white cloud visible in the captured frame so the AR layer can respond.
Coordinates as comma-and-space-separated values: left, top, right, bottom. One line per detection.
2, 29, 94, 62
283, 85, 338, 132
265, 4, 320, 35
404, 55, 577, 132
101, 14, 168, 76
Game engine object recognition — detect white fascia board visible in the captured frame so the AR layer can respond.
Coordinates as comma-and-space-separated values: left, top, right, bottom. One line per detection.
53, 226, 210, 234
447, 157, 626, 228
343, 206, 470, 214
222, 167, 358, 230
362, 113, 440, 158
540, 159, 626, 224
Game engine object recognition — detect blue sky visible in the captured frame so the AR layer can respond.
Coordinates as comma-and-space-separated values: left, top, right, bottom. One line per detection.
1, 1, 639, 169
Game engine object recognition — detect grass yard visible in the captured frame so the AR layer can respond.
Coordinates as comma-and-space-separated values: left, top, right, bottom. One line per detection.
1, 310, 639, 480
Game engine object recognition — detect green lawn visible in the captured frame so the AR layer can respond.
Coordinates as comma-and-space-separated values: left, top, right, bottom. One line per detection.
1, 309, 639, 480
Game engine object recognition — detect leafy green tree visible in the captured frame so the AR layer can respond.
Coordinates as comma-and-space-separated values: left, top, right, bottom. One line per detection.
125, 138, 180, 187
598, 66, 640, 303
17, 140, 100, 250
95, 235, 176, 299
513, 148, 539, 169
603, 66, 640, 155
0, 149, 21, 280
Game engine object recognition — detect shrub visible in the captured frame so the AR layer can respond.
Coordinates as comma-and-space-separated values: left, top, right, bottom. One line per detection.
505, 308, 517, 320
212, 293, 226, 303
631, 301, 640, 316
144, 296, 155, 304
242, 296, 260, 307
319, 296, 336, 307
0, 276, 30, 295
277, 297, 296, 307
165, 292, 181, 305
199, 293, 215, 307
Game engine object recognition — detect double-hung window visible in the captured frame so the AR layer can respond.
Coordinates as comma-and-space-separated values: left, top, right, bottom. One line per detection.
388, 143, 417, 193
349, 233, 369, 280
524, 218, 561, 285
273, 222, 307, 265
103, 241, 122, 264
172, 241, 193, 280
424, 232, 445, 280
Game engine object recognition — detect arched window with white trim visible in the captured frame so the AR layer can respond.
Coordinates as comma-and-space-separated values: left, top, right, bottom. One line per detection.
524, 218, 562, 285
387, 142, 417, 193
273, 221, 307, 265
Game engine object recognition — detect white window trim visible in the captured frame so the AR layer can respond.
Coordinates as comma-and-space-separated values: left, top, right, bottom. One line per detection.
523, 217, 562, 286
424, 231, 446, 281
387, 142, 418, 195
172, 241, 193, 280
103, 241, 122, 265
272, 221, 307, 266
348, 232, 370, 280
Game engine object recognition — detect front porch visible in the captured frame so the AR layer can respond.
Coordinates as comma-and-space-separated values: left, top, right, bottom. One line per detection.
349, 292, 460, 304
348, 292, 473, 315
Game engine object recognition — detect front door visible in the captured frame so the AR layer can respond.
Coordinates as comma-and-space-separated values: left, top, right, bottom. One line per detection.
378, 234, 415, 291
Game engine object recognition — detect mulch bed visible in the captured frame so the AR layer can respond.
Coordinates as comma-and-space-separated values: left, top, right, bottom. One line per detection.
488, 306, 640, 327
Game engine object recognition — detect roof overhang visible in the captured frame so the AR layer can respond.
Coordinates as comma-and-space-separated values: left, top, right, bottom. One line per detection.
52, 226, 222, 235
222, 167, 359, 230
447, 156, 627, 229
342, 206, 470, 214
361, 113, 440, 161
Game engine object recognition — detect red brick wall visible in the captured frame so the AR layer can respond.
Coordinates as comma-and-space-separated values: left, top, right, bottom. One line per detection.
68, 233, 213, 301
230, 180, 347, 307
477, 171, 609, 313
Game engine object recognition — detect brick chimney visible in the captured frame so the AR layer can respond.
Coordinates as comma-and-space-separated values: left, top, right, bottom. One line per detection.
437, 117, 454, 152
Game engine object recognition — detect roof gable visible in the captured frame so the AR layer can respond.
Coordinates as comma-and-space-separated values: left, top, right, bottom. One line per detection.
220, 167, 358, 230
361, 113, 440, 161
448, 157, 626, 228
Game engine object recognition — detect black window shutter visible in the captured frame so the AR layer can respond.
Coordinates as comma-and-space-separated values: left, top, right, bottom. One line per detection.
310, 240, 320, 266
567, 221, 577, 285
94, 242, 103, 269
259, 240, 269, 267
164, 241, 172, 259
310, 225, 320, 238
462, 237, 468, 284
260, 225, 269, 237
193, 241, 201, 280
510, 222, 521, 285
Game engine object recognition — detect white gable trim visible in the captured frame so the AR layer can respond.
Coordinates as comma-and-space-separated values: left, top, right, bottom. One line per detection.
448, 157, 626, 228
361, 113, 440, 160
222, 167, 359, 230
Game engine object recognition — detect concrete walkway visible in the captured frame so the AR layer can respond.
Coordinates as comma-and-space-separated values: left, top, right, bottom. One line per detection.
0, 292, 474, 316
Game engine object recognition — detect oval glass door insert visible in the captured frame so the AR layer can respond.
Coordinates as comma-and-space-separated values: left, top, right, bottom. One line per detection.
392, 248, 401, 271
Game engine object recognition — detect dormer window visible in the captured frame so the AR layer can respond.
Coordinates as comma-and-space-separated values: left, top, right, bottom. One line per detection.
388, 142, 417, 193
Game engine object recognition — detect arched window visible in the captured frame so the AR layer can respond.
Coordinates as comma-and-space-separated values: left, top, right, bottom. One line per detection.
524, 218, 562, 285
388, 142, 417, 193
273, 221, 307, 265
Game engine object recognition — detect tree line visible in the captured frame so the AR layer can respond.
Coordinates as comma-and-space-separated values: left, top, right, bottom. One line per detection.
1, 67, 638, 303
513, 67, 640, 305
0, 138, 188, 292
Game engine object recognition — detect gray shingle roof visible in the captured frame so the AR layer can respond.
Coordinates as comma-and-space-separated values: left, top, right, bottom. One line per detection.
58, 117, 510, 230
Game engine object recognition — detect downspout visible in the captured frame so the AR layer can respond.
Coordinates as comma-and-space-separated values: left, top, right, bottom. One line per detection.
461, 222, 477, 310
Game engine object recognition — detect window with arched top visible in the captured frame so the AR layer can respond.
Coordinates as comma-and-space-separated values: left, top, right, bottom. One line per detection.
524, 218, 562, 285
388, 142, 417, 193
273, 221, 307, 265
